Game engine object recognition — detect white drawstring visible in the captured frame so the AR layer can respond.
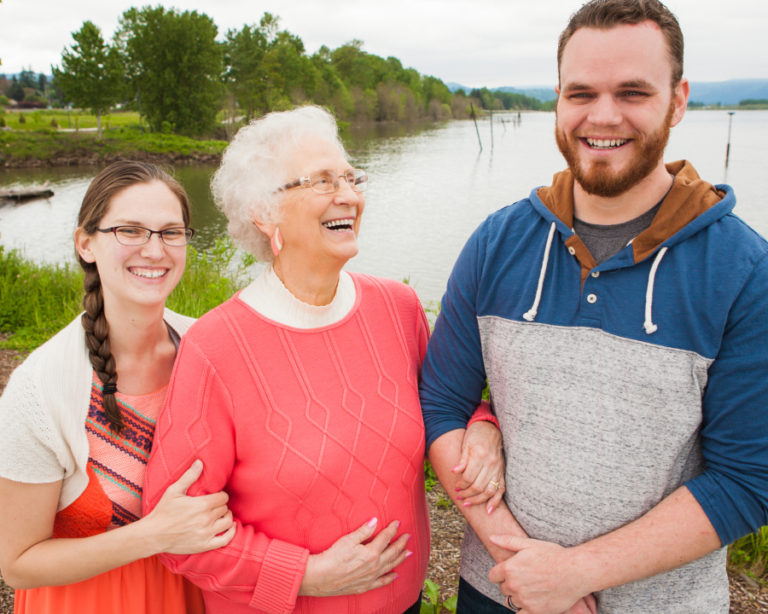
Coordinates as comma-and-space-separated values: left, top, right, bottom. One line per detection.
523, 222, 557, 322
643, 247, 668, 334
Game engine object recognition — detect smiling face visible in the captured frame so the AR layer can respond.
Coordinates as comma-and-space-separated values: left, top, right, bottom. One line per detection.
75, 180, 187, 311
555, 21, 688, 198
272, 138, 365, 273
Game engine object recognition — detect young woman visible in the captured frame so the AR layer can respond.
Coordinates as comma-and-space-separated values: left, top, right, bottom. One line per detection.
0, 161, 235, 614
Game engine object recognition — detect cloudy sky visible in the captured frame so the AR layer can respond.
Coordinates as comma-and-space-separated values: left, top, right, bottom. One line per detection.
1, 0, 766, 89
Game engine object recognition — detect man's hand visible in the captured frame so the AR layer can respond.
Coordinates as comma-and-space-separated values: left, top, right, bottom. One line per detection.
488, 535, 589, 614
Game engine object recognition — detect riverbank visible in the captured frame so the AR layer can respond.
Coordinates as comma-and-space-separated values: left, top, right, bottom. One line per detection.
0, 129, 226, 168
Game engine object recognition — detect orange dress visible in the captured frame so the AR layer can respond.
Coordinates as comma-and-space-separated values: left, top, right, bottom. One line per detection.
13, 380, 204, 614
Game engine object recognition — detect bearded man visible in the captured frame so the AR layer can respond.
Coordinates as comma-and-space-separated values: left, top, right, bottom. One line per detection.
420, 1, 768, 612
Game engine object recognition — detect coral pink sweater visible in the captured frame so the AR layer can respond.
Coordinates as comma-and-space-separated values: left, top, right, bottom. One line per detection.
144, 274, 430, 614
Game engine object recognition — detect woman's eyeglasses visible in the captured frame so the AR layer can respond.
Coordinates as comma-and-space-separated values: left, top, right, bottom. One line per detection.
96, 225, 195, 246
278, 169, 368, 194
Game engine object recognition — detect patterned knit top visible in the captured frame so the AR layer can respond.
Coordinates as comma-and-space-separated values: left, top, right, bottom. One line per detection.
85, 376, 166, 527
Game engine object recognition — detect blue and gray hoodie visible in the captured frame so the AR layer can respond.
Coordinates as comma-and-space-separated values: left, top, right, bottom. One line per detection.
420, 161, 768, 612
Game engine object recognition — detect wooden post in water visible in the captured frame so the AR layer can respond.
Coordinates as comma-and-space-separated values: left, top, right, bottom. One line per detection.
724, 111, 735, 181
470, 104, 483, 152
489, 109, 494, 150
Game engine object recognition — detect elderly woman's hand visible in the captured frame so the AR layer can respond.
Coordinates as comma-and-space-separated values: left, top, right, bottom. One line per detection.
298, 517, 410, 597
453, 420, 506, 514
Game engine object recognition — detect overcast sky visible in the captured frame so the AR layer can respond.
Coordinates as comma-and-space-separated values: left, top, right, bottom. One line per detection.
1, 0, 766, 89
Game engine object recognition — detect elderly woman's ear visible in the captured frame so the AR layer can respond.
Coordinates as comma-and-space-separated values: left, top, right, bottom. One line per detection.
251, 217, 283, 257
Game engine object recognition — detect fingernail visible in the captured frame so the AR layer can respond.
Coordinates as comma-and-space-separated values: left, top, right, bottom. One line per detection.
394, 520, 401, 529
487, 505, 494, 515
456, 496, 464, 501
463, 501, 471, 507
367, 517, 378, 528
454, 487, 461, 492
452, 465, 460, 472
393, 573, 399, 580
405, 550, 413, 558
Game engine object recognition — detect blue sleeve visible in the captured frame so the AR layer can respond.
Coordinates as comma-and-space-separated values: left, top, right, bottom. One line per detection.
685, 250, 768, 544
420, 223, 489, 449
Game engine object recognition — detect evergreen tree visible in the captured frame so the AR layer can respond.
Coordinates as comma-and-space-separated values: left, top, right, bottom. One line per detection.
52, 21, 123, 138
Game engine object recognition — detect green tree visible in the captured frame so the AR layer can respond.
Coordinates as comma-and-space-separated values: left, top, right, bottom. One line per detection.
118, 6, 223, 136
223, 23, 269, 121
52, 21, 123, 138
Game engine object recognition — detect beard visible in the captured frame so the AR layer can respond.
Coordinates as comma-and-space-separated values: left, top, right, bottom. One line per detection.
555, 102, 674, 197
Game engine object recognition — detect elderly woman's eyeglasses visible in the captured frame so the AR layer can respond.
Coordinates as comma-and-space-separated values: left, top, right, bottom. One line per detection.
96, 225, 195, 246
278, 169, 368, 194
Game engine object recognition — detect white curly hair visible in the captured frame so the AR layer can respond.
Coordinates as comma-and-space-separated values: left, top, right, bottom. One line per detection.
211, 105, 347, 261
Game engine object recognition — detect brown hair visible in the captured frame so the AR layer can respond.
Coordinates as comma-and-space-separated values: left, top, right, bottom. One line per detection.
557, 0, 684, 86
76, 160, 190, 433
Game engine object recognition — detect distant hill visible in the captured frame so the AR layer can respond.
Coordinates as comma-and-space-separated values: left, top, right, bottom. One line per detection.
447, 79, 768, 106
688, 79, 768, 106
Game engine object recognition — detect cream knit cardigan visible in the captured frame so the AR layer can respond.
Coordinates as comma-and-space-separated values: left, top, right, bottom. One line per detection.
0, 309, 194, 510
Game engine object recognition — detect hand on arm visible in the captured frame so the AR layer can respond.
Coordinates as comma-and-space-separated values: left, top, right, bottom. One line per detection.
429, 430, 597, 614
0, 461, 234, 589
299, 517, 410, 597
488, 486, 720, 614
453, 418, 506, 514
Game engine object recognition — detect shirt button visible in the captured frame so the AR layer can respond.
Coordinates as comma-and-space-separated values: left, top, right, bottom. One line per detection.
587, 293, 598, 304
591, 271, 600, 278
568, 246, 576, 255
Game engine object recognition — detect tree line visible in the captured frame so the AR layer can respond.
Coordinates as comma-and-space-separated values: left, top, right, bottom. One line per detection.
2, 7, 548, 138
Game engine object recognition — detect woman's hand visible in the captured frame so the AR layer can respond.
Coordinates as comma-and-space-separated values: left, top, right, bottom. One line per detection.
142, 459, 236, 555
299, 517, 410, 597
453, 421, 505, 513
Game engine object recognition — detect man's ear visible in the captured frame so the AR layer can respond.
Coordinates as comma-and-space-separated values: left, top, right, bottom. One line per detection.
670, 78, 690, 127
74, 227, 96, 263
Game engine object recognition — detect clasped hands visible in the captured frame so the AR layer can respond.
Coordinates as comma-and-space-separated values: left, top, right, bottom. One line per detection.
488, 536, 597, 614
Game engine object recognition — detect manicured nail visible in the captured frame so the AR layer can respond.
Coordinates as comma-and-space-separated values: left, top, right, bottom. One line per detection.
452, 465, 461, 472
405, 550, 413, 558
393, 573, 399, 580
394, 520, 401, 529
463, 501, 472, 507
456, 496, 464, 501
454, 487, 462, 492
367, 517, 378, 528
487, 505, 494, 515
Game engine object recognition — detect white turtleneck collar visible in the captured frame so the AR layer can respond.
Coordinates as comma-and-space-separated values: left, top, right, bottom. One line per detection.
238, 266, 357, 329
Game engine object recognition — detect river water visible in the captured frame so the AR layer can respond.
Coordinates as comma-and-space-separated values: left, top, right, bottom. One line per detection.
1, 110, 766, 304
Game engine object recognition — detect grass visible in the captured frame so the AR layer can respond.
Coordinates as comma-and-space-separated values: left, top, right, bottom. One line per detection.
0, 240, 248, 351
1, 109, 141, 131
0, 108, 227, 165
1, 245, 767, 595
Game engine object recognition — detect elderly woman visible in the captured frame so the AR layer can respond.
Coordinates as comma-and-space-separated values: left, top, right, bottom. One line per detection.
143, 106, 503, 614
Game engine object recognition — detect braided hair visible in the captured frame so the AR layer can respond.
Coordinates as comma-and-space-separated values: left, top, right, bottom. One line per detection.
75, 161, 190, 433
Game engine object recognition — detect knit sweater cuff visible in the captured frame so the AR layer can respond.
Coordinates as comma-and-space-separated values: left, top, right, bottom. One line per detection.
249, 539, 310, 614
467, 400, 499, 429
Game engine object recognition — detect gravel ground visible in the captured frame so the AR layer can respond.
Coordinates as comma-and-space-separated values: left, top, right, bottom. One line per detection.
0, 344, 766, 613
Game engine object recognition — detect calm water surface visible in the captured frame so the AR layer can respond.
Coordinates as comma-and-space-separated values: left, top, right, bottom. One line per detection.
1, 110, 766, 304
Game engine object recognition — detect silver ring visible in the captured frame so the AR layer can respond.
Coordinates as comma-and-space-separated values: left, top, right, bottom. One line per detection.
507, 595, 519, 612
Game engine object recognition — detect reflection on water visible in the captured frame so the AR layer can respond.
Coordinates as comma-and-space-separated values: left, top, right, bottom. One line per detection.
2, 110, 767, 304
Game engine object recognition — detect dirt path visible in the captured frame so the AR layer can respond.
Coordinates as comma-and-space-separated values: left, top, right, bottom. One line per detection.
0, 344, 765, 613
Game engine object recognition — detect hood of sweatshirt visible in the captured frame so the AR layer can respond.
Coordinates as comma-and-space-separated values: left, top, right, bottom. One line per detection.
532, 160, 731, 275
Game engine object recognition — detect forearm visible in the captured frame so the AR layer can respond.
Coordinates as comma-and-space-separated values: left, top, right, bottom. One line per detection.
2, 519, 160, 589
568, 486, 721, 594
428, 428, 526, 562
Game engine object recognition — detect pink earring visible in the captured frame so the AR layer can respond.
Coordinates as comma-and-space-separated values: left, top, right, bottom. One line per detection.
270, 228, 283, 256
